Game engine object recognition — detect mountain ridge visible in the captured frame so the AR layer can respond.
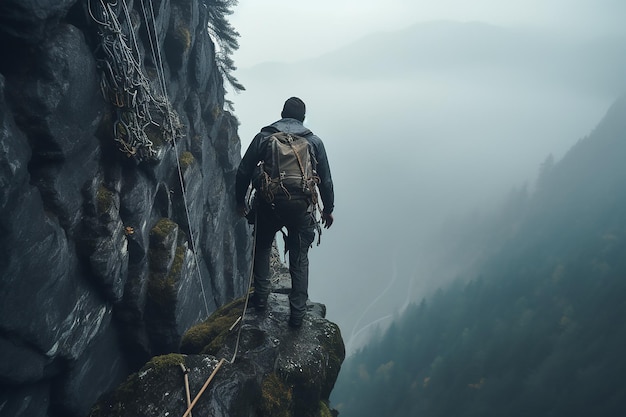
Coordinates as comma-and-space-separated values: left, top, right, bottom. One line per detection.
240, 20, 626, 95
331, 93, 626, 416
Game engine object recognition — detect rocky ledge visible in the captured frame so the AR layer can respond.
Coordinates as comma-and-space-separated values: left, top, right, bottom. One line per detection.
89, 253, 346, 417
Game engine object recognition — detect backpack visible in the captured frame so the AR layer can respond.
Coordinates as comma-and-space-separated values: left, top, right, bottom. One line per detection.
255, 131, 320, 204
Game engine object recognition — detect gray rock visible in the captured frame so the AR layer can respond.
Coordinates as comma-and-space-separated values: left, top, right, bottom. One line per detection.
91, 287, 345, 417
0, 382, 51, 417
0, 0, 250, 415
0, 0, 76, 43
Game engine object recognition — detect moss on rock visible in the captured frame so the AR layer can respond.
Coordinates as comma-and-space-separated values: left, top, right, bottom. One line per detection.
148, 353, 186, 370
180, 297, 246, 355
179, 150, 195, 170
96, 185, 115, 213
317, 400, 333, 417
88, 353, 186, 417
259, 373, 293, 417
150, 218, 178, 242
176, 26, 192, 53
147, 244, 185, 309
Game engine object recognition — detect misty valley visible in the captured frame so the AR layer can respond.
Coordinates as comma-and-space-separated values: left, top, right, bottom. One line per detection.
331, 95, 626, 416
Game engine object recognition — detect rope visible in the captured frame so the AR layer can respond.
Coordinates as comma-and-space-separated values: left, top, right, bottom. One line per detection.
179, 364, 193, 417
91, 2, 256, 412
137, 0, 210, 318
181, 358, 226, 417
178, 212, 257, 417
90, 0, 209, 315
89, 0, 182, 160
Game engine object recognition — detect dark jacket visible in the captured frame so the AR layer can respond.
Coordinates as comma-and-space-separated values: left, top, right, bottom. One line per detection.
236, 118, 334, 214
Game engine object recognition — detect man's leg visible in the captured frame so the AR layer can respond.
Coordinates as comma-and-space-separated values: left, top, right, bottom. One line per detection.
252, 205, 279, 309
285, 209, 316, 326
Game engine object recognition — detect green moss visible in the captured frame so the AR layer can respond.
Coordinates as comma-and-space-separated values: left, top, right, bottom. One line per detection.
147, 275, 175, 316
151, 218, 178, 239
147, 246, 184, 309
147, 247, 184, 309
180, 297, 246, 354
168, 244, 185, 280
317, 401, 333, 417
147, 353, 185, 371
148, 219, 185, 311
179, 151, 195, 170
211, 105, 222, 121
259, 373, 293, 417
96, 185, 115, 213
177, 26, 192, 52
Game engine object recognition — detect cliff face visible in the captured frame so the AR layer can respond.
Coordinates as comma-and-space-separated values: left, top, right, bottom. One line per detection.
0, 1, 251, 416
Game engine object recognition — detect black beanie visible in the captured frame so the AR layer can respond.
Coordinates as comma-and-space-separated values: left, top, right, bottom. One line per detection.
281, 97, 306, 122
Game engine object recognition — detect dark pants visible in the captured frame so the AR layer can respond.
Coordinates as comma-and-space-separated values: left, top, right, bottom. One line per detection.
253, 199, 316, 319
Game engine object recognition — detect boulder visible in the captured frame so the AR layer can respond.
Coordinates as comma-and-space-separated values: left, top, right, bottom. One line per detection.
90, 257, 345, 417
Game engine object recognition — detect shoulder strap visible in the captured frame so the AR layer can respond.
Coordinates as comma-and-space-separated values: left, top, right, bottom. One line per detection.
261, 125, 280, 135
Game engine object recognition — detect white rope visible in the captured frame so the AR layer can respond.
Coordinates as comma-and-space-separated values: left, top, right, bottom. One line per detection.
178, 214, 257, 417
139, 0, 210, 318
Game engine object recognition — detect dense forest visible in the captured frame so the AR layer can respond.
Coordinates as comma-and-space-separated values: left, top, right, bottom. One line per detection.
331, 94, 626, 417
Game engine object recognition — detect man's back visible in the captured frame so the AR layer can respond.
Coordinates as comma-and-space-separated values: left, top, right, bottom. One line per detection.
234, 97, 334, 328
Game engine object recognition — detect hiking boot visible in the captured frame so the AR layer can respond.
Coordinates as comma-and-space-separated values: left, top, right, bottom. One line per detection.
251, 294, 267, 311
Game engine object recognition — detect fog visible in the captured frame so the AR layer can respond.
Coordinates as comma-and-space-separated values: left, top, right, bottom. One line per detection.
228, 3, 626, 354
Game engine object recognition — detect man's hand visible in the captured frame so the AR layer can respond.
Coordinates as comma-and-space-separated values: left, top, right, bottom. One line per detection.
321, 212, 334, 229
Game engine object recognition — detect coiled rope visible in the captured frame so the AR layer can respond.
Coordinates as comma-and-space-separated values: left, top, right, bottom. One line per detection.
88, 0, 182, 160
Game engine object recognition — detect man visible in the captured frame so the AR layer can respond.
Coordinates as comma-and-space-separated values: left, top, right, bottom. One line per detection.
235, 97, 334, 328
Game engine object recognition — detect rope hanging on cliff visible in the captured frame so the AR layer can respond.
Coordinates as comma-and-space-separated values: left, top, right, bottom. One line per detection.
91, 2, 254, 412
88, 0, 182, 160
89, 0, 211, 317
137, 0, 211, 318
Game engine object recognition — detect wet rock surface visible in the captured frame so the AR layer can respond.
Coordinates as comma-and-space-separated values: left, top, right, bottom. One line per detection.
0, 1, 250, 416
91, 256, 345, 417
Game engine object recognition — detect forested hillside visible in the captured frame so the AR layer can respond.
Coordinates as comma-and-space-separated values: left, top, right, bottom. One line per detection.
331, 94, 626, 417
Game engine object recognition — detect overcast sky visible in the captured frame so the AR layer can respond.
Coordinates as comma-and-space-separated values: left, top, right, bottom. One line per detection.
230, 0, 625, 68
227, 0, 625, 355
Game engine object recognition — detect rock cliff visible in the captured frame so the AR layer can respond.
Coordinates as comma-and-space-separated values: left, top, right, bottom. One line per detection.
89, 252, 345, 417
0, 1, 253, 416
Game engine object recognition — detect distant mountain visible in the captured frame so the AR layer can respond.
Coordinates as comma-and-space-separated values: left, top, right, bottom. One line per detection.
243, 21, 626, 96
331, 94, 626, 416
234, 21, 625, 363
